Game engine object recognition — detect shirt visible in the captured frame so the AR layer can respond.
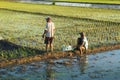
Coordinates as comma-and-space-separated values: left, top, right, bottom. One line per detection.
45, 22, 55, 37
78, 38, 84, 45
83, 37, 88, 49
78, 36, 88, 49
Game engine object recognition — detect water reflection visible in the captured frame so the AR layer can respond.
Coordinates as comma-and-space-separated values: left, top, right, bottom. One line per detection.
46, 63, 55, 80
78, 55, 88, 74
0, 50, 120, 80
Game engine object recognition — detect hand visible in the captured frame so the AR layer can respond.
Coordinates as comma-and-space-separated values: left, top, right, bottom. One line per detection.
42, 34, 45, 38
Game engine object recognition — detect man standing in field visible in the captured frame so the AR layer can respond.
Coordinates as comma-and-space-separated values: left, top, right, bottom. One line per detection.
42, 17, 55, 52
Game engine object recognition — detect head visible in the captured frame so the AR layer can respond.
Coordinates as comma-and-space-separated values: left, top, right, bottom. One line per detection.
46, 16, 51, 22
80, 32, 85, 38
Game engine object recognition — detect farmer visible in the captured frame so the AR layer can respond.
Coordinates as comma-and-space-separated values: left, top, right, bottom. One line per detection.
42, 17, 55, 52
77, 32, 88, 55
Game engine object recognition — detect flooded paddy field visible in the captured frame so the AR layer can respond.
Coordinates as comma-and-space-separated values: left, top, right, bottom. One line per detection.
0, 49, 120, 80
19, 0, 120, 9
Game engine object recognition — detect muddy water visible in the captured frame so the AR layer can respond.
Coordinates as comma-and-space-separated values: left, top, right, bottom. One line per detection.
0, 49, 120, 80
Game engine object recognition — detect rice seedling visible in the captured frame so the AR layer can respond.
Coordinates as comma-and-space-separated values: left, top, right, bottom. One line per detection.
0, 1, 120, 22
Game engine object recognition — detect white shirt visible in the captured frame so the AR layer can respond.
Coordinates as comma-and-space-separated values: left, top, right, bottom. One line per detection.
45, 22, 55, 37
83, 37, 88, 49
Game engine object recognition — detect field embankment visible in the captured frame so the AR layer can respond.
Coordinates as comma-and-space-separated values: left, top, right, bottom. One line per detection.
0, 44, 120, 68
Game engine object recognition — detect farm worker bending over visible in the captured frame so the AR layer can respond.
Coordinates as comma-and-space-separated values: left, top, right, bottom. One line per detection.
42, 17, 55, 52
77, 32, 88, 55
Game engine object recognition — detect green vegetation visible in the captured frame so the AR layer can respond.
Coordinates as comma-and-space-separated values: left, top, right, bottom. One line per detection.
0, 1, 120, 60
0, 1, 120, 23
54, 0, 120, 4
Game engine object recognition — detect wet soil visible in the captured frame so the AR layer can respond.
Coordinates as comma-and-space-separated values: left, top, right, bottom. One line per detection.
0, 49, 120, 80
0, 44, 120, 68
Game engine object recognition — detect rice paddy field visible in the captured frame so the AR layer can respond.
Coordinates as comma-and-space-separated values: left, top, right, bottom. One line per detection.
0, 1, 120, 60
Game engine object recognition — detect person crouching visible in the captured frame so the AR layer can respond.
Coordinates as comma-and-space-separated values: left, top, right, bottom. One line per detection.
77, 32, 88, 55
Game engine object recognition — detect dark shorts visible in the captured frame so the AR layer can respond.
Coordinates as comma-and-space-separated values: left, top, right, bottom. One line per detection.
44, 37, 54, 44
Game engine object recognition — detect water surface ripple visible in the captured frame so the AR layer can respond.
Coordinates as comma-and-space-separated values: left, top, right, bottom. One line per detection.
0, 49, 120, 80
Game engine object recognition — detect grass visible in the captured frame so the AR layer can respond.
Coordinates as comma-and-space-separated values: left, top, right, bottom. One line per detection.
0, 1, 120, 60
0, 1, 120, 23
53, 0, 120, 4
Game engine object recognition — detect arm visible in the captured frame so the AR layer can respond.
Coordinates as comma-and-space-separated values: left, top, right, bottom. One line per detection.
42, 30, 47, 38
43, 30, 47, 35
42, 24, 48, 38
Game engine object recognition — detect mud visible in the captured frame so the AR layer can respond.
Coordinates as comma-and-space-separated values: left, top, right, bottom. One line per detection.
0, 44, 120, 68
0, 49, 120, 80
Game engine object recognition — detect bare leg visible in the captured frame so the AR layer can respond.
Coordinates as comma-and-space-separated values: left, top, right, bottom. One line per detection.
77, 45, 82, 56
84, 47, 87, 54
80, 46, 83, 55
50, 43, 53, 52
46, 44, 49, 52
